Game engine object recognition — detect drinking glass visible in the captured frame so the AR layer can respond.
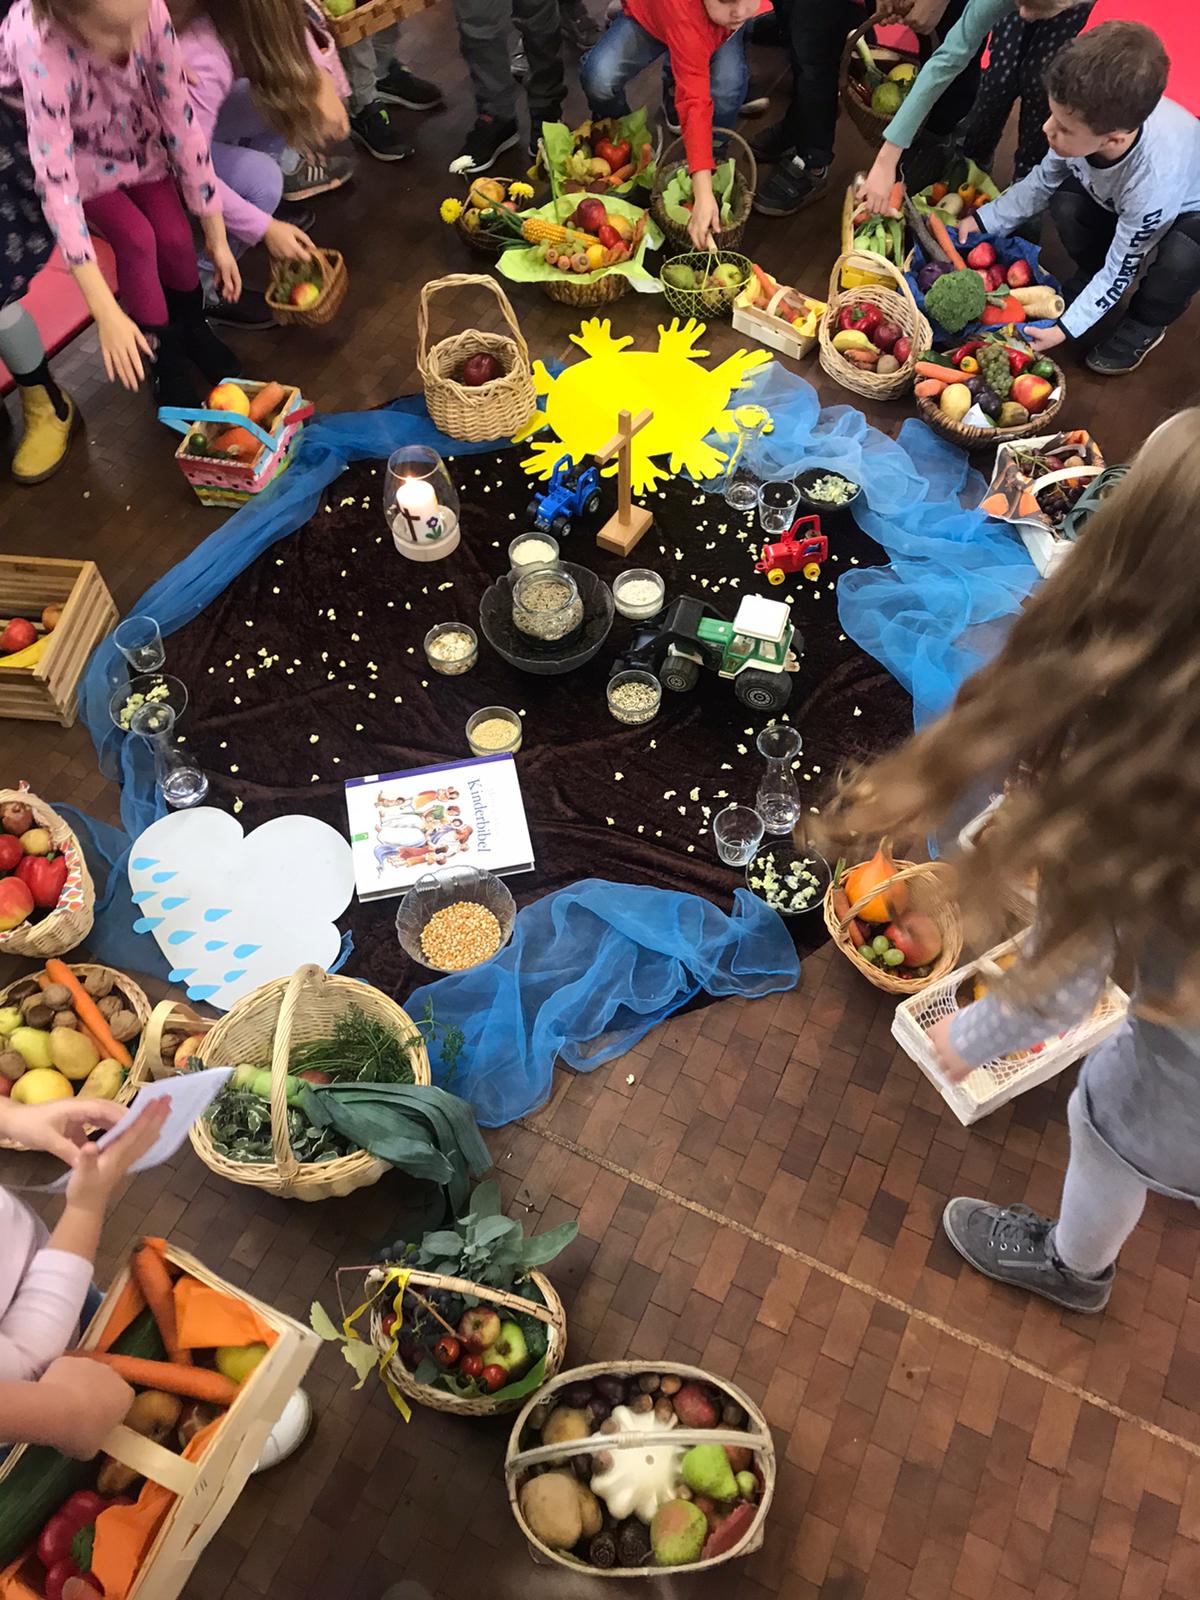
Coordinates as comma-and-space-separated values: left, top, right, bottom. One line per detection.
113, 615, 165, 673
154, 742, 209, 808
755, 723, 803, 833
713, 803, 766, 866
758, 480, 802, 536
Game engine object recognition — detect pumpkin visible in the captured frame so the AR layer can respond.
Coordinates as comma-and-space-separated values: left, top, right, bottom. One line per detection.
843, 841, 907, 924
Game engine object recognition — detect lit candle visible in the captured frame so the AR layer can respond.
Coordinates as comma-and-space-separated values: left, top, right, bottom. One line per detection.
396, 476, 437, 518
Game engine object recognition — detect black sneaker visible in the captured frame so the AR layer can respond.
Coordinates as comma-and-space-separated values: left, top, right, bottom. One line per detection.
663, 92, 680, 135
374, 63, 444, 112
204, 289, 275, 331
274, 205, 316, 233
282, 153, 353, 201
511, 47, 528, 81
943, 1199, 1113, 1313
1085, 316, 1165, 376
753, 154, 828, 217
450, 114, 520, 175
750, 119, 794, 163
350, 103, 414, 162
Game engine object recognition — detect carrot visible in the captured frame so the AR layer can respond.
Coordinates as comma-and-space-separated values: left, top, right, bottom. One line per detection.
750, 262, 777, 305
927, 212, 967, 272
915, 378, 948, 398
606, 163, 635, 186
887, 180, 905, 215
133, 1242, 190, 1365
915, 360, 958, 381
42, 961, 132, 1067
71, 1352, 238, 1405
246, 381, 287, 425
209, 425, 263, 462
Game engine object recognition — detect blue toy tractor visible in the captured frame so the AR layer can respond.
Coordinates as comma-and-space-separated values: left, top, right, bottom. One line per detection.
526, 456, 602, 538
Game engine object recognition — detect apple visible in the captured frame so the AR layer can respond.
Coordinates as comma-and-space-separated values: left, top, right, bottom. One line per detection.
1, 803, 33, 836
480, 1321, 529, 1377
884, 913, 942, 967
324, 0, 354, 15
0, 1075, 9, 1097
290, 281, 321, 309
459, 1352, 484, 1379
1010, 372, 1053, 415
433, 1334, 461, 1368
0, 836, 23, 873
481, 1364, 508, 1393
207, 381, 250, 416
458, 352, 503, 387
0, 619, 36, 654
19, 828, 51, 856
0, 877, 34, 930
214, 1343, 268, 1384
173, 1032, 209, 1070
457, 1307, 502, 1351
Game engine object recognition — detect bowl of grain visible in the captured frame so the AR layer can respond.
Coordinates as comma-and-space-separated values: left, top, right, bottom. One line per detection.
612, 568, 665, 620
466, 705, 523, 756
395, 864, 516, 972
508, 533, 560, 574
425, 622, 479, 676
478, 562, 614, 676
607, 670, 661, 725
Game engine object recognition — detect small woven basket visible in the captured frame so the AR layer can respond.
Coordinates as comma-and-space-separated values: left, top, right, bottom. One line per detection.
540, 269, 631, 308
266, 248, 348, 327
191, 963, 430, 1201
455, 179, 526, 257
133, 997, 212, 1083
824, 851, 962, 994
660, 250, 753, 321
418, 273, 537, 443
0, 964, 151, 1149
838, 9, 925, 148
915, 359, 1066, 449
0, 785, 94, 957
506, 1361, 776, 1578
324, 0, 435, 47
650, 129, 757, 253
363, 1267, 567, 1417
819, 250, 931, 401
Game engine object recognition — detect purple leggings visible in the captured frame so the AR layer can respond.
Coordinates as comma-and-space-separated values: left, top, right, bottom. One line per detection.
83, 177, 198, 328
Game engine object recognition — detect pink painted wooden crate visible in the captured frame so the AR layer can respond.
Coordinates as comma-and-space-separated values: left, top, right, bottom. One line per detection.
161, 379, 312, 507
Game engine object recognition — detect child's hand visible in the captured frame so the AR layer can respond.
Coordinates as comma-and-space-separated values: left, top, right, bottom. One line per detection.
2, 1097, 126, 1164
209, 244, 242, 303
314, 75, 350, 144
1024, 324, 1065, 353
95, 304, 154, 391
37, 1357, 134, 1458
263, 219, 316, 262
926, 1016, 974, 1082
858, 154, 899, 215
64, 1101, 169, 1214
688, 191, 721, 251
957, 215, 981, 243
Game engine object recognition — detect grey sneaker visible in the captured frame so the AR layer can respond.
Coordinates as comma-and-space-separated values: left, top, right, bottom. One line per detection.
943, 1199, 1113, 1313
1085, 317, 1166, 376
282, 153, 353, 201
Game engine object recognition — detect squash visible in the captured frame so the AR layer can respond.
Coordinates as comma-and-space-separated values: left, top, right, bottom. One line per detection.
843, 841, 907, 924
589, 1404, 684, 1522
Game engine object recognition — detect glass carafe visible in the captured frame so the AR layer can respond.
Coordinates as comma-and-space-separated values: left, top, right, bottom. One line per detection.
755, 723, 802, 834
721, 405, 770, 511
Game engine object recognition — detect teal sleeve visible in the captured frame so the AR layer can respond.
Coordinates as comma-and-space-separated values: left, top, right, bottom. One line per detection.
882, 0, 1010, 152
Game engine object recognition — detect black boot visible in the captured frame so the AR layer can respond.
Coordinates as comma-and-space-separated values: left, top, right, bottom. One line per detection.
163, 284, 240, 386
142, 324, 201, 411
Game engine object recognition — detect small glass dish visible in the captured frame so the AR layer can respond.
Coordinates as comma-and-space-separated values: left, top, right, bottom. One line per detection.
466, 705, 522, 756
508, 532, 560, 575
424, 622, 478, 676
713, 803, 765, 866
108, 673, 189, 736
612, 568, 665, 620
395, 864, 517, 973
745, 843, 831, 916
607, 670, 662, 725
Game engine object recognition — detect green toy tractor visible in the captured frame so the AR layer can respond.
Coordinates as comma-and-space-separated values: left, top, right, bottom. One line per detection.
613, 594, 800, 711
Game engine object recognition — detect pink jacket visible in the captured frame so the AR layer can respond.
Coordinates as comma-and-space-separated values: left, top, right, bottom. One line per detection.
0, 0, 220, 266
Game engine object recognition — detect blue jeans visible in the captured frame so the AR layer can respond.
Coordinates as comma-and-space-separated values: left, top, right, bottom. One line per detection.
580, 13, 747, 139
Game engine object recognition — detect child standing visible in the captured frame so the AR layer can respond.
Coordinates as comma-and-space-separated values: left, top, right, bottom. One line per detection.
342, 24, 443, 165
819, 408, 1200, 1315
962, 22, 1200, 373
0, 0, 242, 410
450, 0, 565, 175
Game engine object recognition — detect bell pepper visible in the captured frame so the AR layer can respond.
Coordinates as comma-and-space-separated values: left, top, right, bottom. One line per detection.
957, 355, 979, 375
594, 137, 631, 171
15, 852, 67, 909
837, 302, 882, 336
1029, 357, 1058, 380
37, 1490, 113, 1600
1006, 347, 1034, 376
957, 183, 977, 210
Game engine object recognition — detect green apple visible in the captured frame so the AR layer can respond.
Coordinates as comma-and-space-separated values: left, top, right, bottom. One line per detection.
0, 1005, 24, 1036
215, 1343, 269, 1383
481, 1321, 530, 1377
324, 0, 355, 16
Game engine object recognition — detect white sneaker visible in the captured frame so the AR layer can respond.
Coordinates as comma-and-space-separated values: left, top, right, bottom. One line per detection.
252, 1388, 313, 1473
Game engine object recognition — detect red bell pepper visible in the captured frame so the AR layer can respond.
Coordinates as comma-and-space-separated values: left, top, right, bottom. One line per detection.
594, 137, 630, 171
1006, 347, 1034, 375
15, 852, 67, 909
836, 302, 881, 336
37, 1490, 113, 1600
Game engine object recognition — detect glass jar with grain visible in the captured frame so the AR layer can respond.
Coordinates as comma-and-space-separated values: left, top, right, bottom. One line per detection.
511, 566, 583, 646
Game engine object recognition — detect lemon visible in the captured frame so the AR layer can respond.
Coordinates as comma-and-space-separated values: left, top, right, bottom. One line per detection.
888, 63, 917, 84
215, 1343, 269, 1384
11, 1067, 75, 1105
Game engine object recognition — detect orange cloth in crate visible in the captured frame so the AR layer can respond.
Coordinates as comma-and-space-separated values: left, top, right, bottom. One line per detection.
174, 1278, 276, 1352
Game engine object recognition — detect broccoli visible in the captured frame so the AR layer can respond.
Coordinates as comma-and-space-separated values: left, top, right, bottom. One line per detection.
924, 269, 987, 333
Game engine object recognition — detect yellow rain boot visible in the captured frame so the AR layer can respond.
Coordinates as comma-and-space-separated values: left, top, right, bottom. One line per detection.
12, 383, 78, 485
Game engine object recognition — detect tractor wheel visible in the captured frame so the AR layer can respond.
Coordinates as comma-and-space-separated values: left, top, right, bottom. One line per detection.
802, 562, 821, 582
767, 567, 786, 586
660, 651, 700, 694
736, 669, 792, 712
551, 515, 571, 539
526, 500, 542, 524
584, 491, 601, 515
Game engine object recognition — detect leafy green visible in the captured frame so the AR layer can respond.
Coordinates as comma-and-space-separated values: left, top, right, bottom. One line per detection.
540, 107, 656, 195
207, 1089, 350, 1164
310, 1301, 377, 1386
398, 1178, 578, 1287
661, 157, 735, 226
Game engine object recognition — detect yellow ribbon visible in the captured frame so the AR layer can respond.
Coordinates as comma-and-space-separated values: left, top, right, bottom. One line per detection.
342, 1265, 414, 1423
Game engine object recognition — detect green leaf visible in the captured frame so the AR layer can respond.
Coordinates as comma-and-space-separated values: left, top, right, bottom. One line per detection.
419, 1231, 466, 1257
518, 1220, 579, 1268
490, 1355, 547, 1403
474, 1215, 521, 1248
71, 1523, 95, 1573
341, 1338, 378, 1389
310, 1301, 341, 1341
468, 1179, 502, 1218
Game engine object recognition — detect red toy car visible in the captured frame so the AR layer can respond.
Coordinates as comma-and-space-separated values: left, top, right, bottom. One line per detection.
755, 514, 827, 585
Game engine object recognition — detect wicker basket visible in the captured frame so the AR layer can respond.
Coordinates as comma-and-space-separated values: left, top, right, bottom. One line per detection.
133, 996, 212, 1083
825, 851, 962, 994
266, 248, 348, 327
893, 935, 1128, 1124
455, 178, 527, 257
818, 250, 931, 401
0, 963, 151, 1149
915, 359, 1066, 449
838, 9, 925, 148
325, 0, 435, 48
660, 250, 753, 321
540, 269, 631, 308
364, 1267, 567, 1417
506, 1361, 775, 1578
417, 274, 537, 443
650, 129, 757, 253
191, 963, 430, 1201
0, 785, 93, 957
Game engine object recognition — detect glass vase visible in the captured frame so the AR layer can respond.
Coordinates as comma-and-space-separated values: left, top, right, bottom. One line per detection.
721, 405, 770, 511
755, 723, 803, 834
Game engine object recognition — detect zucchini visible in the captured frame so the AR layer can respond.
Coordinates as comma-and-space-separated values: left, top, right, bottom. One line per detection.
0, 1306, 166, 1566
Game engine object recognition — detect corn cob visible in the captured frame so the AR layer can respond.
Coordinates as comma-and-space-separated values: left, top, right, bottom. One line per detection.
519, 216, 600, 248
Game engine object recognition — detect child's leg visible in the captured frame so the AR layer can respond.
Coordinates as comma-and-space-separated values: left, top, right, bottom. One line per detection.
1049, 177, 1115, 293
1012, 2, 1092, 182
0, 301, 76, 483
512, 0, 567, 119
709, 26, 749, 138
778, 0, 856, 170
122, 177, 201, 295
209, 144, 285, 255
341, 34, 379, 115
82, 188, 169, 326
958, 10, 1023, 176
1054, 1088, 1148, 1277
452, 0, 521, 124
579, 12, 664, 121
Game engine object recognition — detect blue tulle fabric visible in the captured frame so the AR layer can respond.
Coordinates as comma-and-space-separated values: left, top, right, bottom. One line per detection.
409, 880, 800, 1126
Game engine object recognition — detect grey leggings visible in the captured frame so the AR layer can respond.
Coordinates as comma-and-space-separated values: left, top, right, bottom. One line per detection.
1054, 1088, 1148, 1277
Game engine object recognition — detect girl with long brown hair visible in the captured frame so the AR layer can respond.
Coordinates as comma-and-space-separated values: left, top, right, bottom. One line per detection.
819, 407, 1200, 1314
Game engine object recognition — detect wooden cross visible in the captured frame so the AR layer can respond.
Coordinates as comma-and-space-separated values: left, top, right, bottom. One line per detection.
594, 408, 654, 556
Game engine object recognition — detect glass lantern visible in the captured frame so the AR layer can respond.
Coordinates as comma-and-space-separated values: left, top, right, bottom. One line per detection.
385, 445, 461, 562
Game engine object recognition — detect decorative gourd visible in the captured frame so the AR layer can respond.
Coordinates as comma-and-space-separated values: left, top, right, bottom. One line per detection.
590, 1404, 685, 1523
843, 840, 906, 924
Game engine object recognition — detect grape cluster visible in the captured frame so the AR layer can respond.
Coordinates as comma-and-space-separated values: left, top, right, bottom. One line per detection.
396, 1288, 464, 1370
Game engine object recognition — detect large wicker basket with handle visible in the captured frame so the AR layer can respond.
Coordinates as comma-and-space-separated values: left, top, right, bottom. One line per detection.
818, 250, 931, 401
824, 850, 962, 994
649, 128, 757, 253
418, 274, 537, 443
191, 963, 430, 1201
915, 358, 1066, 449
0, 784, 93, 957
838, 9, 927, 148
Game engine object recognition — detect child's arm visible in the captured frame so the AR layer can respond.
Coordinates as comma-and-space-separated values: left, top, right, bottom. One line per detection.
930, 955, 1108, 1082
970, 152, 1070, 239
0, 1359, 134, 1456
668, 30, 724, 248
860, 0, 1008, 213
11, 11, 101, 267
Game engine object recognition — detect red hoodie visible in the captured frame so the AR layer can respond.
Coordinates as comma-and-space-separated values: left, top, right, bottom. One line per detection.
625, 0, 770, 175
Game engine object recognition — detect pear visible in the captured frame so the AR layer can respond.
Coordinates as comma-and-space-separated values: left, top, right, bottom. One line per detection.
662, 262, 697, 290
681, 1443, 738, 1501
650, 1499, 707, 1565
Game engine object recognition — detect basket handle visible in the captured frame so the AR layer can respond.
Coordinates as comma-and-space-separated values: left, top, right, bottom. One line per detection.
827, 246, 920, 319
136, 999, 210, 1082
269, 963, 322, 1180
835, 848, 955, 926
416, 273, 530, 381
367, 1266, 561, 1324
649, 128, 757, 215
838, 7, 936, 93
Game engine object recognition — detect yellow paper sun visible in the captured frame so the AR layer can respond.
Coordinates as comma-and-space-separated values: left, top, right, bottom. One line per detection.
515, 317, 772, 496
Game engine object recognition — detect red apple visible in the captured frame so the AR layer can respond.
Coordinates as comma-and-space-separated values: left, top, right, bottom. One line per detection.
893, 336, 911, 364
0, 876, 34, 930
1010, 373, 1053, 415
0, 619, 36, 654
0, 836, 23, 873
459, 352, 503, 387
174, 1032, 209, 1070
884, 913, 942, 967
290, 281, 321, 309
481, 1364, 507, 1393
457, 1307, 502, 1351
1, 802, 33, 836
433, 1334, 461, 1368
459, 1353, 484, 1379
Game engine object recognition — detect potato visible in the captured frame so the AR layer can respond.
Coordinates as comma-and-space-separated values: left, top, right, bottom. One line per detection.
519, 1473, 583, 1550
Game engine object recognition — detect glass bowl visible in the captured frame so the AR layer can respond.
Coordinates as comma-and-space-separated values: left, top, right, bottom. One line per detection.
395, 864, 517, 972
612, 568, 665, 620
792, 467, 863, 532
466, 706, 522, 755
606, 670, 661, 725
745, 843, 831, 917
108, 673, 189, 736
479, 561, 614, 675
424, 622, 478, 676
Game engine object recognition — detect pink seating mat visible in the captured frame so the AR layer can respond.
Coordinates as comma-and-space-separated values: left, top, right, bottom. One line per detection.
0, 240, 118, 394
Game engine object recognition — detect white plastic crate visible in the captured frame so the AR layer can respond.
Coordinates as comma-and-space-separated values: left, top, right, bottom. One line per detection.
892, 937, 1128, 1125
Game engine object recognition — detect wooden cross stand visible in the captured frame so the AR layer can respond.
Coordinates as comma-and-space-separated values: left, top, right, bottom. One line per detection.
594, 408, 654, 556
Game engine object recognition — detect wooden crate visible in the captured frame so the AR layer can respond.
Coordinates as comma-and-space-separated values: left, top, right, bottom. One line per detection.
325, 0, 437, 48
0, 555, 116, 726
0, 1245, 320, 1600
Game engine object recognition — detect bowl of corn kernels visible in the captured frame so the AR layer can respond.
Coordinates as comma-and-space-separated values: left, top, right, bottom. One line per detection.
395, 864, 516, 972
